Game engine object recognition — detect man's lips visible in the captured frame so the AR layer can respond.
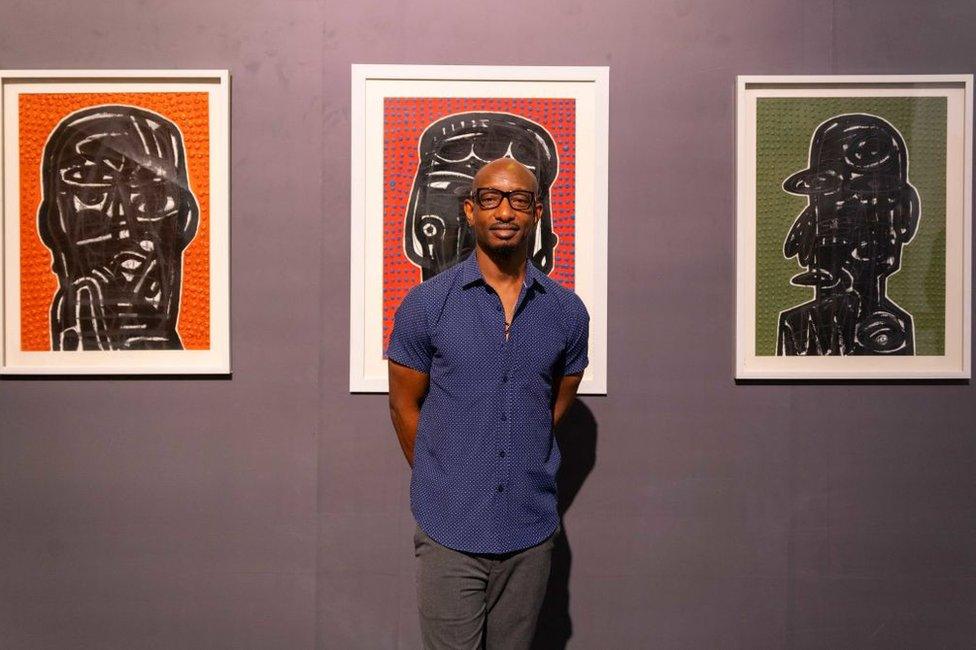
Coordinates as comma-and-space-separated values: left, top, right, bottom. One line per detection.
490, 225, 519, 239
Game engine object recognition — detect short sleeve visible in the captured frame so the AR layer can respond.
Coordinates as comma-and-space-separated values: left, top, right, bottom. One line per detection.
387, 287, 433, 374
562, 296, 590, 376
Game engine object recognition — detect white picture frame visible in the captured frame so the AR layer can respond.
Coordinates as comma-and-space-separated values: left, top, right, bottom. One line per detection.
350, 64, 609, 393
735, 74, 972, 379
0, 69, 230, 374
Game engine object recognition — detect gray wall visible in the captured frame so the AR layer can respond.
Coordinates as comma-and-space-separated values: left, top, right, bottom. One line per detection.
1, 0, 975, 647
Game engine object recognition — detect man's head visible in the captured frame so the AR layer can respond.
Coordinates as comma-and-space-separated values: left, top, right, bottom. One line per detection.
782, 113, 919, 291
403, 112, 558, 279
463, 159, 542, 259
38, 105, 199, 350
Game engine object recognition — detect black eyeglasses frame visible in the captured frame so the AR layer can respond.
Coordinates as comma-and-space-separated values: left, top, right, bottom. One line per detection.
468, 187, 539, 212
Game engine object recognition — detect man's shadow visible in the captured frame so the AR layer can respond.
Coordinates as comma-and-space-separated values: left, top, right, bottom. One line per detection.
532, 399, 598, 649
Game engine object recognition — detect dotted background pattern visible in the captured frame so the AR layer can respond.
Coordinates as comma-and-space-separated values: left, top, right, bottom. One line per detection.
754, 97, 947, 356
383, 97, 576, 351
19, 92, 211, 351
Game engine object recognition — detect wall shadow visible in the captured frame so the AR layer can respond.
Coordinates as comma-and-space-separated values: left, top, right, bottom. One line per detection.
532, 398, 598, 649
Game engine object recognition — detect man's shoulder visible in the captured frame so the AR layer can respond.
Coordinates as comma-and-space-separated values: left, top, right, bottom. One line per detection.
535, 273, 588, 319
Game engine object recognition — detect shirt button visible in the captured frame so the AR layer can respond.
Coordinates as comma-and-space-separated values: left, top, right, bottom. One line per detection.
497, 484, 504, 492
499, 450, 506, 458
501, 414, 507, 421
502, 374, 508, 382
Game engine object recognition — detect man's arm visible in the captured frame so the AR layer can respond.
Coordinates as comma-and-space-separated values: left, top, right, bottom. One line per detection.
552, 372, 584, 428
388, 360, 430, 468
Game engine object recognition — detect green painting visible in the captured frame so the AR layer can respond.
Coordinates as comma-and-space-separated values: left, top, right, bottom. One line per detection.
755, 97, 947, 356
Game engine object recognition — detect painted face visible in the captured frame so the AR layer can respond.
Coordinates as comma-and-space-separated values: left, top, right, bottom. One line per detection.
404, 112, 558, 279
38, 106, 199, 350
782, 114, 919, 291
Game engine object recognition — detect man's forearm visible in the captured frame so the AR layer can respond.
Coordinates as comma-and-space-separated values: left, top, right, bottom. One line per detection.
389, 403, 421, 467
553, 400, 572, 429
388, 361, 430, 469
552, 372, 584, 428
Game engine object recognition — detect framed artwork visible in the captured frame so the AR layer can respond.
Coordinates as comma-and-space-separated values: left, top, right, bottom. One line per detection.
736, 75, 972, 379
350, 64, 609, 393
0, 70, 230, 374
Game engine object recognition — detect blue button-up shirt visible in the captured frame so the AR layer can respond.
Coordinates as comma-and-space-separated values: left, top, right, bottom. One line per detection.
388, 253, 589, 554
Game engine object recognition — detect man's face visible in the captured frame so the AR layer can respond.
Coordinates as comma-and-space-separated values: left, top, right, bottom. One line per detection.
463, 162, 542, 256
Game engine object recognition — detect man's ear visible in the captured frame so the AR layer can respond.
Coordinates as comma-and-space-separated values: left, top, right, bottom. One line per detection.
463, 198, 476, 226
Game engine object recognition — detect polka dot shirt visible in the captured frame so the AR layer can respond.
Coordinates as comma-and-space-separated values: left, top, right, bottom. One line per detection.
388, 253, 589, 554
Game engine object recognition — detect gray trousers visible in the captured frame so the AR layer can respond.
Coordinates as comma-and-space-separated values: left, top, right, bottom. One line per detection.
414, 524, 557, 650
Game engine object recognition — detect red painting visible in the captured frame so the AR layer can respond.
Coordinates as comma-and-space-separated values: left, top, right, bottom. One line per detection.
382, 98, 576, 350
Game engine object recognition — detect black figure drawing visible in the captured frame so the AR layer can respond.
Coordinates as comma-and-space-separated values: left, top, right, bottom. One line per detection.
38, 105, 200, 351
404, 112, 559, 280
777, 113, 920, 356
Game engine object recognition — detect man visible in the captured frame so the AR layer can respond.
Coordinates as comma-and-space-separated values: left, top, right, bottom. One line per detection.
387, 158, 588, 649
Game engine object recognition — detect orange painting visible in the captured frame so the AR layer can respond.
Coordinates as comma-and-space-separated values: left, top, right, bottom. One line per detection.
19, 92, 210, 351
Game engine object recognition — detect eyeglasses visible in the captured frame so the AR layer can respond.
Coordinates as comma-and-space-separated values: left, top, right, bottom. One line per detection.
469, 187, 537, 212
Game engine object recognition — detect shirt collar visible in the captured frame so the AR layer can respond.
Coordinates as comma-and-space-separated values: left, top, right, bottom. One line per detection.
459, 252, 544, 291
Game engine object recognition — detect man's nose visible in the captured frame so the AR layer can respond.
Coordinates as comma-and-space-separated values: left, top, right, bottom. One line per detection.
495, 197, 516, 219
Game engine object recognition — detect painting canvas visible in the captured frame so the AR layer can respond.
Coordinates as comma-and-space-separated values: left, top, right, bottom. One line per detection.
351, 65, 608, 393
736, 75, 972, 379
1, 70, 230, 374
382, 99, 576, 351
